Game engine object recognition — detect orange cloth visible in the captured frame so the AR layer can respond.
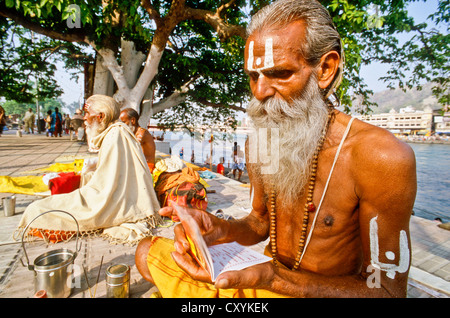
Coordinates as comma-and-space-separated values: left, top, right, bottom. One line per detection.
28, 228, 77, 244
155, 167, 200, 196
146, 236, 286, 298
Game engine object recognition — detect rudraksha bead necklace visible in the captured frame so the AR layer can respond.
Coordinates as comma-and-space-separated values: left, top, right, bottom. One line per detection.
270, 109, 334, 271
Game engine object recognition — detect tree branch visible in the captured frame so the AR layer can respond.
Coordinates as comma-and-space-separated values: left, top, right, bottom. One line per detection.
140, 0, 162, 27
0, 5, 87, 43
194, 97, 247, 112
152, 77, 195, 114
217, 0, 237, 16
184, 5, 246, 41
4, 44, 64, 72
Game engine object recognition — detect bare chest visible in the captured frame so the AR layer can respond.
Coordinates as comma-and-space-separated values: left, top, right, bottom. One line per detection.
265, 148, 362, 274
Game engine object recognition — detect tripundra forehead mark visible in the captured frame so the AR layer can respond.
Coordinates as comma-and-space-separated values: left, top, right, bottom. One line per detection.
247, 38, 275, 75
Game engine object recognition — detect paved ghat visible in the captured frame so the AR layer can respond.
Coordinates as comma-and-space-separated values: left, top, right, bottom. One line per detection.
0, 132, 448, 298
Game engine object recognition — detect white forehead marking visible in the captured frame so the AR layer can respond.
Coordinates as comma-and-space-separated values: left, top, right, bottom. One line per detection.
247, 38, 275, 73
264, 38, 274, 69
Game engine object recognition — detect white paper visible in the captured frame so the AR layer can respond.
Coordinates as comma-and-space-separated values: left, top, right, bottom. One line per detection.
209, 242, 271, 282
172, 204, 271, 282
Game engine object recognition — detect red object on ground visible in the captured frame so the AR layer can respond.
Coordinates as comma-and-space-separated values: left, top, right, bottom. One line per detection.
49, 172, 81, 195
217, 163, 224, 175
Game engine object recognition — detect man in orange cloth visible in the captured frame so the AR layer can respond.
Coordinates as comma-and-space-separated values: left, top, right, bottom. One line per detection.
120, 108, 156, 172
135, 0, 416, 298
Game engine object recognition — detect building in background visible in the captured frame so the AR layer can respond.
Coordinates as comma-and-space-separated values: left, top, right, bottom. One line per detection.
355, 106, 450, 136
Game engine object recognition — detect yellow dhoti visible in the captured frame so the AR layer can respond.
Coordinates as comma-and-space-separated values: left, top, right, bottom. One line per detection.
146, 236, 286, 298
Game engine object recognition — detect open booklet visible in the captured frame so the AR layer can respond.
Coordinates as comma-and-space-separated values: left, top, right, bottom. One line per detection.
172, 204, 272, 282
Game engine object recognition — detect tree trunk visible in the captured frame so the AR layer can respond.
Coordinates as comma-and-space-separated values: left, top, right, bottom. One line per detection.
92, 53, 115, 97
121, 39, 146, 95
95, 40, 164, 116
139, 85, 155, 128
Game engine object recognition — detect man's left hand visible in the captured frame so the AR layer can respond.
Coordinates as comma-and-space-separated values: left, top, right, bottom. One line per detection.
214, 262, 275, 290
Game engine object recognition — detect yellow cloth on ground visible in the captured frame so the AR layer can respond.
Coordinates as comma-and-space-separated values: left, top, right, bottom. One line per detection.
20, 159, 85, 174
16, 122, 162, 244
146, 236, 286, 298
0, 176, 49, 195
39, 160, 84, 173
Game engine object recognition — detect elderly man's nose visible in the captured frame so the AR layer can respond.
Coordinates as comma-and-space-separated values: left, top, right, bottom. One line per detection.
252, 75, 276, 102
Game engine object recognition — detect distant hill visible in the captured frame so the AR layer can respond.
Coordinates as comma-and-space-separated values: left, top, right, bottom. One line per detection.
368, 82, 440, 114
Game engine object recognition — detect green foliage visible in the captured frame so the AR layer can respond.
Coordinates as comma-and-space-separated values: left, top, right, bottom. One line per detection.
0, 20, 61, 102
1, 0, 448, 129
2, 97, 68, 117
322, 0, 449, 114
0, 17, 92, 103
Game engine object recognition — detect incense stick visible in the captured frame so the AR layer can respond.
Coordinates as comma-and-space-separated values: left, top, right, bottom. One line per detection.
92, 256, 103, 298
82, 264, 93, 298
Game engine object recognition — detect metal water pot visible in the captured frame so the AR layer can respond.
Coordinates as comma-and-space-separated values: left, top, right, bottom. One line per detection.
21, 210, 81, 298
2, 195, 16, 217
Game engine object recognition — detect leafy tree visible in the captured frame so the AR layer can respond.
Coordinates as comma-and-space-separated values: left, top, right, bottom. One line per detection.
0, 17, 93, 104
0, 20, 62, 103
0, 0, 448, 129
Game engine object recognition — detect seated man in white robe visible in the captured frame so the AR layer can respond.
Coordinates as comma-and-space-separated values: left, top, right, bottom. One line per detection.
17, 95, 161, 244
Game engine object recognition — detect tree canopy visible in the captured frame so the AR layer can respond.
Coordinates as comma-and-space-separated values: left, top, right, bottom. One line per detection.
0, 0, 448, 128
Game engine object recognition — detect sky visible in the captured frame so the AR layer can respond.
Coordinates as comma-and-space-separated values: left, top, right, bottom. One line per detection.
55, 0, 442, 107
360, 0, 441, 93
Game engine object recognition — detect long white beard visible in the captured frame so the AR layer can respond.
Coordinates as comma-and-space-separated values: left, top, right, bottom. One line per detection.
85, 119, 106, 141
247, 76, 330, 205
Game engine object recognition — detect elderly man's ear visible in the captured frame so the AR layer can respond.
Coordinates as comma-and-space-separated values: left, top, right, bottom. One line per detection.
317, 51, 340, 90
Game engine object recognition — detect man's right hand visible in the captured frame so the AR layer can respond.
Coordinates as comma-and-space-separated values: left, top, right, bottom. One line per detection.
158, 206, 231, 282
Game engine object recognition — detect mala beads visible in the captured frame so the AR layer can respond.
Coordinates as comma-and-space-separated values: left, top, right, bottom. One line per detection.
270, 109, 333, 271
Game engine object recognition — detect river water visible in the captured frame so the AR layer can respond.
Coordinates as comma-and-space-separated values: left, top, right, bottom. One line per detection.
160, 130, 449, 223
408, 143, 450, 223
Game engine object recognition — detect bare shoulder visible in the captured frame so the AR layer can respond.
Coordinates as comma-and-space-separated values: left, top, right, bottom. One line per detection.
350, 118, 416, 170
347, 118, 417, 201
139, 128, 155, 143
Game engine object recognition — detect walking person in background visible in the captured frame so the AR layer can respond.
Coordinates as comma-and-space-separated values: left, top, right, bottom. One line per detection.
45, 110, 52, 137
70, 109, 84, 140
23, 108, 35, 134
0, 105, 6, 137
231, 144, 245, 181
51, 107, 63, 137
64, 114, 71, 135
180, 147, 184, 159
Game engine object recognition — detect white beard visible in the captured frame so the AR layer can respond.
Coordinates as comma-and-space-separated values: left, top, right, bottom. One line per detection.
85, 119, 106, 141
247, 76, 330, 205
127, 123, 137, 134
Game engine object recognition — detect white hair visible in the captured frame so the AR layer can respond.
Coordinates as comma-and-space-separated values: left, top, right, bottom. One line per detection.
85, 95, 120, 127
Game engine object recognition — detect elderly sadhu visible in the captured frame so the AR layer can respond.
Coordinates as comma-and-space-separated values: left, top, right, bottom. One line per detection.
17, 95, 161, 244
135, 0, 416, 298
